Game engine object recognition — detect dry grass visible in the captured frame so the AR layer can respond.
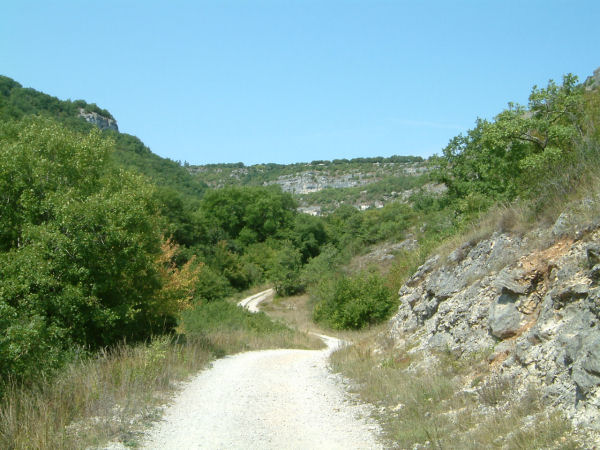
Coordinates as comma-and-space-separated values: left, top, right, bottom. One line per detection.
0, 336, 212, 449
260, 293, 391, 344
330, 336, 582, 449
261, 293, 324, 334
201, 328, 324, 354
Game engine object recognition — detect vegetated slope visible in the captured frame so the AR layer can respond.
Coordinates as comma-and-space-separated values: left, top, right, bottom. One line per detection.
188, 156, 432, 215
0, 75, 207, 200
342, 69, 600, 446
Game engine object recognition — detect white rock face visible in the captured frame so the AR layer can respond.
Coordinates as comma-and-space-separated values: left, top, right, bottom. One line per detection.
78, 108, 118, 131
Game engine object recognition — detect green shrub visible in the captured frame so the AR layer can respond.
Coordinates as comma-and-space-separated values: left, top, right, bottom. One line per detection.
300, 244, 341, 287
268, 241, 304, 296
0, 118, 177, 384
193, 264, 233, 302
313, 271, 396, 329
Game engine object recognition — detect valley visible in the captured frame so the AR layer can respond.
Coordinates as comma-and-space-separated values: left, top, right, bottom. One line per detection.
1, 66, 599, 449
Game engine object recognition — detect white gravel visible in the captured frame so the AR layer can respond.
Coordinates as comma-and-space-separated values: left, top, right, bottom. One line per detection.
141, 335, 383, 449
237, 288, 274, 312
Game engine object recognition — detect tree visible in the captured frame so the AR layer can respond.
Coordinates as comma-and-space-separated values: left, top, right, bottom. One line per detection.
435, 74, 584, 203
268, 241, 303, 296
0, 118, 188, 382
198, 185, 297, 246
289, 214, 328, 263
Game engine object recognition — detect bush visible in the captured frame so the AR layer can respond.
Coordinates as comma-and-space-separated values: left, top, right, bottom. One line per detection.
300, 244, 341, 287
268, 241, 304, 296
193, 264, 233, 302
313, 271, 396, 329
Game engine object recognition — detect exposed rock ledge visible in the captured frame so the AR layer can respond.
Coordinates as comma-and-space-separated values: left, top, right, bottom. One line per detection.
78, 108, 118, 131
386, 213, 600, 434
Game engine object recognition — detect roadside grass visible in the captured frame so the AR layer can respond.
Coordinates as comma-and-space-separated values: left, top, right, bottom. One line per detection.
0, 297, 321, 449
330, 336, 582, 449
180, 299, 324, 353
0, 335, 212, 449
260, 292, 392, 344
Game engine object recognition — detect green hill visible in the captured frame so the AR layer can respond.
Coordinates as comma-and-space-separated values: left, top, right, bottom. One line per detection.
189, 156, 430, 214
0, 75, 207, 200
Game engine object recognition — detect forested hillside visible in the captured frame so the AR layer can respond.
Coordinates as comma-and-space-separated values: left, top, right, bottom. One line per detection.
0, 76, 207, 200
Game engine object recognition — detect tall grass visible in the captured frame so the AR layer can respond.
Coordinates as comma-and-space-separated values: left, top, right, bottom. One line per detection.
0, 336, 213, 449
330, 338, 582, 449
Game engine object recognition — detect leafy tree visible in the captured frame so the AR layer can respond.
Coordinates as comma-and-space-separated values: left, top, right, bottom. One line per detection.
154, 187, 200, 246
210, 241, 251, 290
0, 118, 190, 382
199, 185, 296, 246
289, 214, 328, 263
435, 74, 584, 203
269, 241, 303, 296
300, 244, 341, 287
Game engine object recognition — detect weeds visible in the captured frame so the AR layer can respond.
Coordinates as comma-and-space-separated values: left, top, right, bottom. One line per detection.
477, 375, 511, 407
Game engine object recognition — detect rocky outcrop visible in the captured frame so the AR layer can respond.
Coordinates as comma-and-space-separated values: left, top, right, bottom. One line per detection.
585, 67, 600, 91
78, 108, 118, 131
266, 171, 372, 194
387, 221, 600, 431
265, 163, 429, 195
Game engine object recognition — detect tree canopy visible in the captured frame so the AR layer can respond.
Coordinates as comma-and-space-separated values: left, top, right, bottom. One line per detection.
435, 74, 585, 207
0, 118, 195, 382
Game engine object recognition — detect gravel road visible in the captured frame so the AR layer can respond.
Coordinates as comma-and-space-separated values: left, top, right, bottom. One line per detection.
141, 334, 383, 449
236, 288, 274, 312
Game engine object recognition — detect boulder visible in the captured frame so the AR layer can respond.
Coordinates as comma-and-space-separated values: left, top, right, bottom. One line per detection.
489, 291, 526, 339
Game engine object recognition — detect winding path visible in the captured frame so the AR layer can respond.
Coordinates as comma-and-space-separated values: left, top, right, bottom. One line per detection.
236, 288, 274, 312
140, 291, 382, 449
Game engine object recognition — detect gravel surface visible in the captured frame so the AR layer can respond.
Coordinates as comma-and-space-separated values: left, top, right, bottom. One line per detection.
237, 288, 274, 312
141, 335, 383, 449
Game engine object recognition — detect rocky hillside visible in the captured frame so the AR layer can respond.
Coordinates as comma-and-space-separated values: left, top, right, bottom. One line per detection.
263, 161, 427, 194
189, 157, 430, 214
385, 198, 600, 437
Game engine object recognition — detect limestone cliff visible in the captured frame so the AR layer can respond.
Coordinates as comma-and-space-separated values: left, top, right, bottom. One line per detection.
386, 199, 600, 434
78, 108, 118, 131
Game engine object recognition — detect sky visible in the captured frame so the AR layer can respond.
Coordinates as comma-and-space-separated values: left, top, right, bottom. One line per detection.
1, 1, 598, 165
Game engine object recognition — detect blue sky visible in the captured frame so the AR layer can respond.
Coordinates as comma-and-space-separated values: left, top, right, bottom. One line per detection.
1, 1, 598, 165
